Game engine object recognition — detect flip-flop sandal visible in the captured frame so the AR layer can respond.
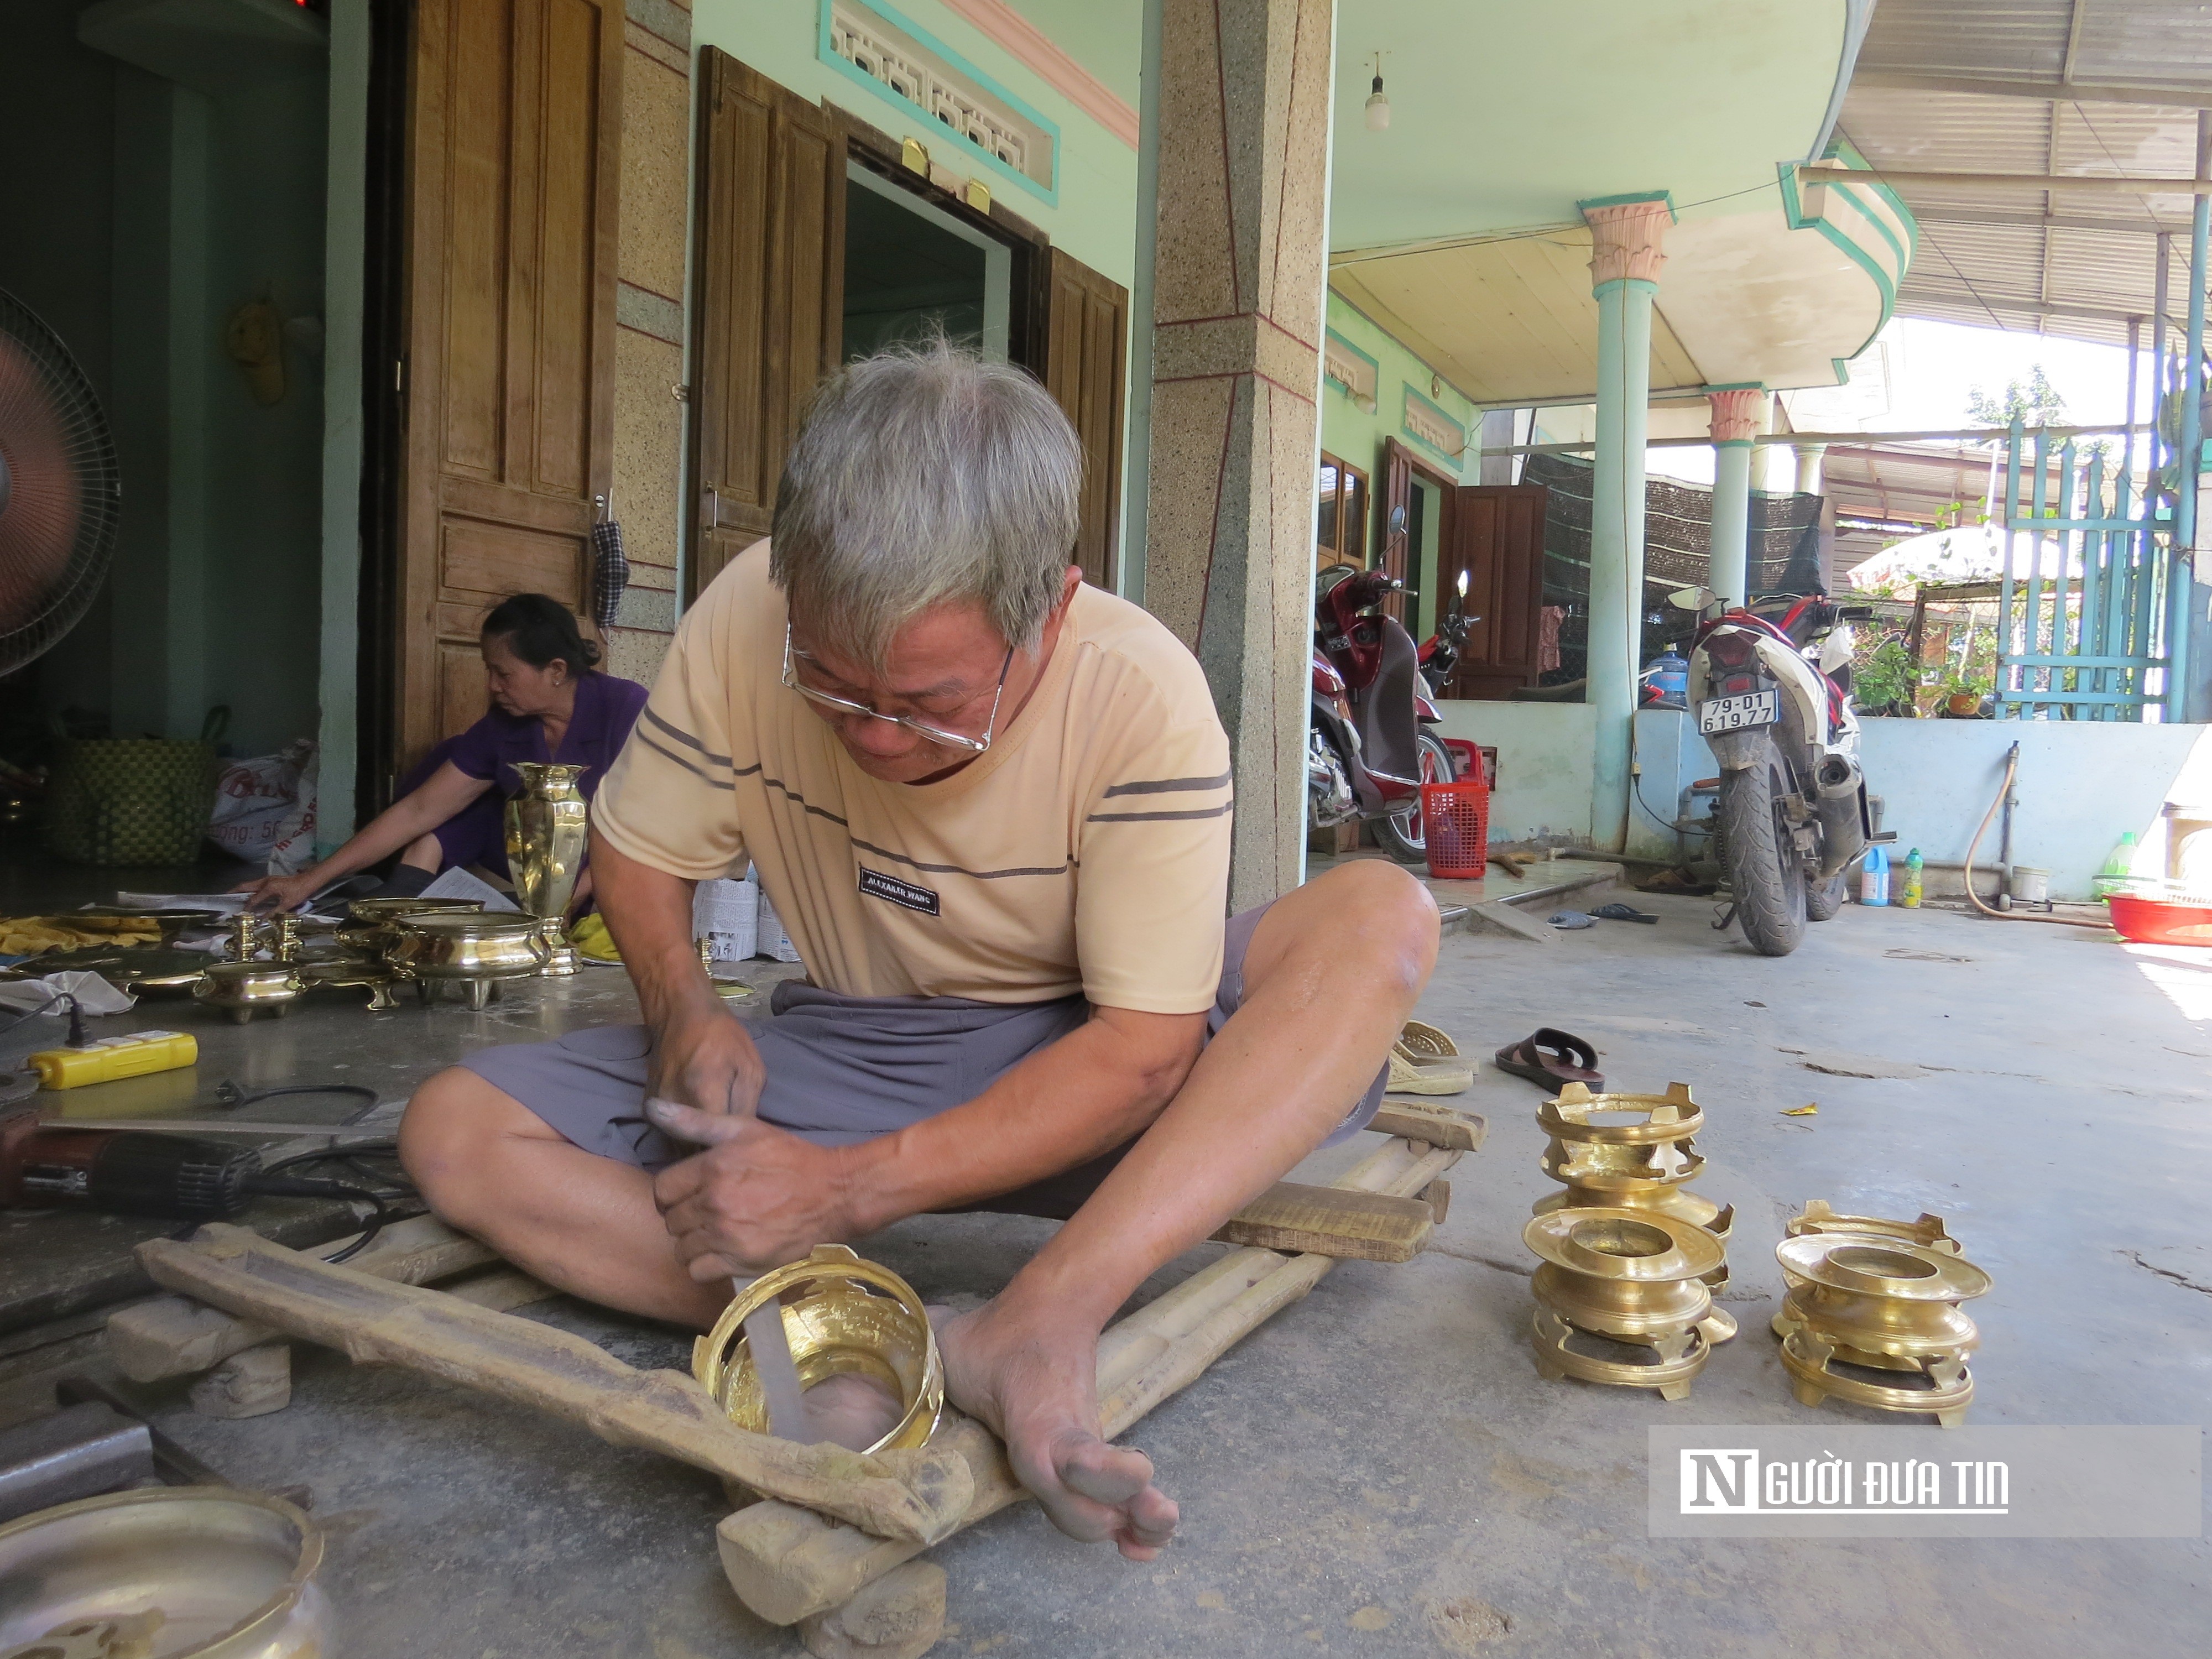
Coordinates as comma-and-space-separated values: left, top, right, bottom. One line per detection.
1492, 1027, 1604, 1092
1548, 910, 1595, 930
1591, 902, 1660, 924
1387, 1020, 1475, 1094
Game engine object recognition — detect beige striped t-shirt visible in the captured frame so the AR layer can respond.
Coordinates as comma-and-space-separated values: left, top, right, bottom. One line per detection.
592, 545, 1234, 1014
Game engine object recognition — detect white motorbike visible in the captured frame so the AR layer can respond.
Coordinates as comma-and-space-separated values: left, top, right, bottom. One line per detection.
1673, 586, 1892, 956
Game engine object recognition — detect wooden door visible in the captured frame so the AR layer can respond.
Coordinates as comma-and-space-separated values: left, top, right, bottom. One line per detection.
1040, 248, 1128, 589
1443, 482, 1549, 699
688, 49, 847, 600
1378, 438, 1415, 625
395, 0, 621, 770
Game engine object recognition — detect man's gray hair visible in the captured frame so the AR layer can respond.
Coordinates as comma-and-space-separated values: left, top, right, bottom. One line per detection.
770, 342, 1082, 670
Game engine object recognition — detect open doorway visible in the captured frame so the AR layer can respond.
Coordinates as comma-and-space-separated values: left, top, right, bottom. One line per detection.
843, 163, 1011, 361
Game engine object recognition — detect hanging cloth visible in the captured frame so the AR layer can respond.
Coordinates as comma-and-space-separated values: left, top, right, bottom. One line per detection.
591, 494, 630, 633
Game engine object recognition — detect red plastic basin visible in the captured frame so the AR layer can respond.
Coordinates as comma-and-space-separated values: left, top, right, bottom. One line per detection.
2107, 893, 2212, 946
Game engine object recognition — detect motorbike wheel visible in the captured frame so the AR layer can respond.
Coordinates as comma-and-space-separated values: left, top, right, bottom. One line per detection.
1374, 732, 1456, 863
1806, 870, 1849, 921
1718, 752, 1807, 956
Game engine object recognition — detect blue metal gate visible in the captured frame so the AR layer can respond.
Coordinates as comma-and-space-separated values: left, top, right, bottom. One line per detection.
1994, 419, 2169, 720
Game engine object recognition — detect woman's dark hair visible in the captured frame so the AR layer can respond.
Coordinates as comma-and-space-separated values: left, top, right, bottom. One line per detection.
481, 593, 601, 676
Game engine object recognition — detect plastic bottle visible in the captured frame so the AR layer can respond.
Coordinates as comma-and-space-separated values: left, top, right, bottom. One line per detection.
2091, 831, 2139, 899
1859, 844, 1891, 906
30, 1030, 197, 1090
1901, 847, 1923, 909
1644, 650, 1688, 709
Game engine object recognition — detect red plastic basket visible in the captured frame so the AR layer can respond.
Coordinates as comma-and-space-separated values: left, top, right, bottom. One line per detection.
1439, 738, 1496, 787
2107, 893, 2212, 945
1421, 778, 1490, 879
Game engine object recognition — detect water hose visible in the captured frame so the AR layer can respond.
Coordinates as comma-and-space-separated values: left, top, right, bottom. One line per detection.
1961, 743, 2110, 928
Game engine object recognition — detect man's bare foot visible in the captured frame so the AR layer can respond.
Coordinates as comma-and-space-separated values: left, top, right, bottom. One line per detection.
935, 1298, 1177, 1559
802, 1372, 905, 1452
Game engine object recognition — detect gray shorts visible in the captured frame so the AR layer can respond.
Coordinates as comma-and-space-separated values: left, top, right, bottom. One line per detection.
458, 900, 1387, 1219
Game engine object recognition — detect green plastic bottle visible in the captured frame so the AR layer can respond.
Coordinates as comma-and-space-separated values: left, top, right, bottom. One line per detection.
2093, 831, 2139, 899
1901, 848, 1923, 909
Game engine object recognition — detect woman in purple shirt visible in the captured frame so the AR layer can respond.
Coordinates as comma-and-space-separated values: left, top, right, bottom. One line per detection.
237, 595, 650, 912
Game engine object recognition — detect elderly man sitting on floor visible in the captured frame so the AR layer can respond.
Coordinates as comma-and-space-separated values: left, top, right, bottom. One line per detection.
399, 343, 1438, 1561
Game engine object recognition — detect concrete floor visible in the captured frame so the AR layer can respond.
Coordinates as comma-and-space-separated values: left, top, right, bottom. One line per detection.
4, 883, 2209, 1656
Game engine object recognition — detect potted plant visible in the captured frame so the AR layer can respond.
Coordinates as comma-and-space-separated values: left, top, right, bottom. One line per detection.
1942, 671, 1987, 717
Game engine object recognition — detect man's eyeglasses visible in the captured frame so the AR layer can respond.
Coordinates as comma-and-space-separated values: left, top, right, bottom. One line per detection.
781, 623, 1013, 755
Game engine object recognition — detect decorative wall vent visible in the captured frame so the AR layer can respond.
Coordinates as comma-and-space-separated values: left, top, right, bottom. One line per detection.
1323, 329, 1379, 410
1402, 387, 1467, 462
826, 0, 1056, 195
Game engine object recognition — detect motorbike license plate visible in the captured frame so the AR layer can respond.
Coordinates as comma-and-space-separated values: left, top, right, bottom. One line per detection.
1698, 690, 1779, 733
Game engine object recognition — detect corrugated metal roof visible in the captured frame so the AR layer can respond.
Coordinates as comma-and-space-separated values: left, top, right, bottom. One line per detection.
1840, 1, 2212, 348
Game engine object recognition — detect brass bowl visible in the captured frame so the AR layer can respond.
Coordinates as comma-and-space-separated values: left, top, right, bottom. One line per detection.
384, 912, 549, 1010
694, 1244, 942, 1457
383, 912, 548, 979
193, 962, 307, 1025
337, 896, 488, 954
0, 1486, 330, 1659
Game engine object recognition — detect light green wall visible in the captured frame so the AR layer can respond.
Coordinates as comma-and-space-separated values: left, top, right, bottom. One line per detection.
1004, 0, 1140, 105
1318, 289, 1483, 614
691, 1, 1139, 287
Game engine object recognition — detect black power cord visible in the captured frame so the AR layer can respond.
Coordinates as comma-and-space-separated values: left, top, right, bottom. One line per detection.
251, 1140, 418, 1262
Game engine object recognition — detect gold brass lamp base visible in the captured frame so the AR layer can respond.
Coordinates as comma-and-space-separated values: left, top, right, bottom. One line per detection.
1771, 1229, 1990, 1427
534, 914, 581, 976
695, 1245, 943, 1474
1523, 1209, 1736, 1401
1535, 1082, 1733, 1287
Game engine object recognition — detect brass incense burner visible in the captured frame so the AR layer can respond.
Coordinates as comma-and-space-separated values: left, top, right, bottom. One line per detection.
1533, 1081, 1732, 1286
1773, 1224, 1990, 1427
1524, 1208, 1735, 1401
1773, 1200, 1959, 1331
194, 960, 306, 1024
384, 911, 550, 1009
505, 762, 588, 976
695, 1244, 942, 1467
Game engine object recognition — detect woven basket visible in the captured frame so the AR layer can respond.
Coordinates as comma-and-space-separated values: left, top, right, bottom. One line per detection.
44, 735, 220, 866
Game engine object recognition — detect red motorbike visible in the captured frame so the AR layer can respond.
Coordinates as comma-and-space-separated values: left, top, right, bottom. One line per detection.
1308, 566, 1457, 861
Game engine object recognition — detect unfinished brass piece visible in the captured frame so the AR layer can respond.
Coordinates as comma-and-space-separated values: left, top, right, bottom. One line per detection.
291, 953, 408, 1011
1772, 1200, 1960, 1342
695, 1244, 943, 1464
1533, 1081, 1733, 1285
1524, 1209, 1735, 1401
1773, 1231, 1990, 1427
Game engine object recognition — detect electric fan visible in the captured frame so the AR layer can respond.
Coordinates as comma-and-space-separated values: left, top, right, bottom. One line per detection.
0, 288, 120, 679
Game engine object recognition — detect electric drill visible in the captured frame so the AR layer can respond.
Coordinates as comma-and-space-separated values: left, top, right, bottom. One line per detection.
0, 1107, 259, 1220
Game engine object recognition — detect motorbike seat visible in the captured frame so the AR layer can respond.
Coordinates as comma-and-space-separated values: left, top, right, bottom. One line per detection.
1354, 616, 1426, 787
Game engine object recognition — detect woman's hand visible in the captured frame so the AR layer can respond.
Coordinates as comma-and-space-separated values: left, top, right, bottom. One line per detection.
232, 872, 321, 912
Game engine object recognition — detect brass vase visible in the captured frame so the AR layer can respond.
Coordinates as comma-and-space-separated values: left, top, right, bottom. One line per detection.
504, 762, 589, 976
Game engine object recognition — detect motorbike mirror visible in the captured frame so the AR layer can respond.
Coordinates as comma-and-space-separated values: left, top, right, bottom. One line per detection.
1387, 504, 1408, 538
1455, 570, 1470, 598
1666, 586, 1715, 610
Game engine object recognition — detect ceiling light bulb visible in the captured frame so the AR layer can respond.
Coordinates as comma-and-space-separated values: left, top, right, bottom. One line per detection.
1364, 75, 1390, 131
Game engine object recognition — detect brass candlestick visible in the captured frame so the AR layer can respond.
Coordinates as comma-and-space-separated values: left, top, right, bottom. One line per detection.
504, 762, 588, 976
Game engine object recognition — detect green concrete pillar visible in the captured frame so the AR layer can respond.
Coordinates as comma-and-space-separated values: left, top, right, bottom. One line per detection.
1582, 195, 1672, 851
1705, 387, 1764, 607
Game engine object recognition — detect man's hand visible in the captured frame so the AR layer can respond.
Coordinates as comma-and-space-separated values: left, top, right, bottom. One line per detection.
646, 1098, 855, 1278
646, 1002, 766, 1120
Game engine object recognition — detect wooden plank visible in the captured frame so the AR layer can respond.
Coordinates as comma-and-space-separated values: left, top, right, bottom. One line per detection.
1209, 1181, 1433, 1262
1368, 1100, 1486, 1152
718, 1137, 1462, 1627
134, 1226, 972, 1545
108, 1216, 497, 1383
